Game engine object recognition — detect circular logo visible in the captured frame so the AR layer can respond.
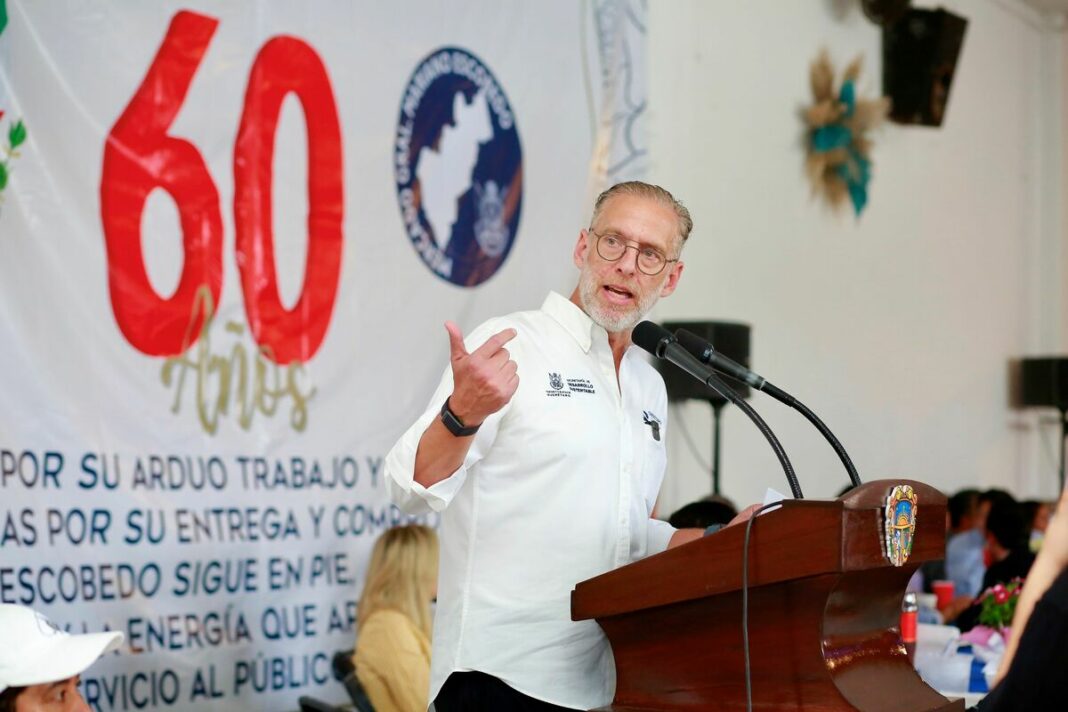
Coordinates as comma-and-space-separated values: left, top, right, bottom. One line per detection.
394, 47, 523, 286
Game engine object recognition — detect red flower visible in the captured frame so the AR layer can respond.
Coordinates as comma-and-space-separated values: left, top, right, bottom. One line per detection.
994, 588, 1009, 604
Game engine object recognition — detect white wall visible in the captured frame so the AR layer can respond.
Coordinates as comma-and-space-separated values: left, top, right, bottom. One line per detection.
645, 0, 1067, 514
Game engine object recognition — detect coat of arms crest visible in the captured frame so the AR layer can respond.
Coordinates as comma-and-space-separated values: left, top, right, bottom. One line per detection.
884, 484, 918, 567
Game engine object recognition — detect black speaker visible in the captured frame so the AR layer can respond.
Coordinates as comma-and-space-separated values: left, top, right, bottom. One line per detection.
883, 8, 968, 127
1019, 357, 1068, 411
656, 321, 751, 404
861, 0, 911, 27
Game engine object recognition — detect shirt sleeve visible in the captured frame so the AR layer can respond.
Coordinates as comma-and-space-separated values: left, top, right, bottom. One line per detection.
385, 320, 513, 515
645, 517, 677, 555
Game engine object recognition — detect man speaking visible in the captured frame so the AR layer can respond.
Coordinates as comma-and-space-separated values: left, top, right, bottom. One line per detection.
386, 181, 717, 710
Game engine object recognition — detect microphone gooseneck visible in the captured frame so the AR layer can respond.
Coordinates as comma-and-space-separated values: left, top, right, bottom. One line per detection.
633, 322, 803, 499
675, 328, 862, 490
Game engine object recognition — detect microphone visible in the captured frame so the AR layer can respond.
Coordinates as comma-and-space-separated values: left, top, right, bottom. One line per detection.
676, 329, 783, 401
632, 321, 803, 499
674, 328, 862, 489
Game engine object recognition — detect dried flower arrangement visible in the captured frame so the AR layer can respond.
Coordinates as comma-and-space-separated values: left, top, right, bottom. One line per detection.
803, 50, 889, 216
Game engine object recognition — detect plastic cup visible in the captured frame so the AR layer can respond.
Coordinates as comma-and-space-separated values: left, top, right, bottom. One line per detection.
933, 580, 955, 609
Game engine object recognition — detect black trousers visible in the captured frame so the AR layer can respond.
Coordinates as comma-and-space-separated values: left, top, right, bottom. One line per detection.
433, 671, 581, 712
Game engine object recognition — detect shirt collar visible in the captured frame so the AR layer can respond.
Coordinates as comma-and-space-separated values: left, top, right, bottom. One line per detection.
541, 292, 602, 353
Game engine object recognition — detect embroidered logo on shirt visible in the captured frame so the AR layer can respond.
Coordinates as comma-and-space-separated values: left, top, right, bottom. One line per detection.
642, 410, 662, 441
545, 372, 596, 398
546, 371, 570, 397
565, 378, 595, 394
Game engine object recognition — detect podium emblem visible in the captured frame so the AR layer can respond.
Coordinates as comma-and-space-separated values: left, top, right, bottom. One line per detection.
884, 485, 918, 566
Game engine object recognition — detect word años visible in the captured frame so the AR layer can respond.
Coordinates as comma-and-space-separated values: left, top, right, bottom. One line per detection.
161, 287, 316, 436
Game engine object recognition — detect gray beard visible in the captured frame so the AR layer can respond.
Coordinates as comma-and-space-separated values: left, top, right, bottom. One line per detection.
577, 269, 659, 334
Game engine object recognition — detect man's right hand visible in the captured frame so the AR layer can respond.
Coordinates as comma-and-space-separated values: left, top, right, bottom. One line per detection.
445, 321, 520, 426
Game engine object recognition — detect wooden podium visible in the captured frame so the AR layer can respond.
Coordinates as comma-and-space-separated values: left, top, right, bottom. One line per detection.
571, 480, 964, 711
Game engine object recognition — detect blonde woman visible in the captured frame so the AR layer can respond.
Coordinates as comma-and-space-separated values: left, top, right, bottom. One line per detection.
353, 525, 438, 712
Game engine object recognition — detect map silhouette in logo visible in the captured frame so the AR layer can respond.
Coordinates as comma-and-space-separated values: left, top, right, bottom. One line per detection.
394, 47, 523, 286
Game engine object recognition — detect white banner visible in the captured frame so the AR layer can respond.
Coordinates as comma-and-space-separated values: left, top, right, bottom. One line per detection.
0, 1, 643, 709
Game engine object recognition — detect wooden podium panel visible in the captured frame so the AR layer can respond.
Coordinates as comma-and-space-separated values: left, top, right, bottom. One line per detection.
572, 480, 964, 711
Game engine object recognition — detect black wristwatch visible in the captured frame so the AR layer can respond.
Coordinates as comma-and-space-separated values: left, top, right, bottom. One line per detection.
440, 397, 481, 437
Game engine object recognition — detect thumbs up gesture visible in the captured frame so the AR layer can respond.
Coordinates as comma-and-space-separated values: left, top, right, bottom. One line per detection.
445, 321, 520, 426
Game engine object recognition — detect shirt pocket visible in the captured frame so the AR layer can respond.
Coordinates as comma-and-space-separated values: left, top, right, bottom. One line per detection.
638, 430, 667, 513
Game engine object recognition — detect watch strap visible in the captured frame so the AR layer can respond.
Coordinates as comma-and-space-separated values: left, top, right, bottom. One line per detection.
440, 397, 480, 437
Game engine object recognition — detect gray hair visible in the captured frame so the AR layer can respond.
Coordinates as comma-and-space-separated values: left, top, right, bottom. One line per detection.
589, 181, 693, 245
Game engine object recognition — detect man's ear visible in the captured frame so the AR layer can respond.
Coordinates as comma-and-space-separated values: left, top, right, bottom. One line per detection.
659, 260, 684, 298
573, 229, 590, 269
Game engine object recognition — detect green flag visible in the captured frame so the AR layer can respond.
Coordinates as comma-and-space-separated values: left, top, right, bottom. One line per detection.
0, 1, 7, 37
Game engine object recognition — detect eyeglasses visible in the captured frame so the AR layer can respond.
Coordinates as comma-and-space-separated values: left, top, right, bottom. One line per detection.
590, 231, 678, 276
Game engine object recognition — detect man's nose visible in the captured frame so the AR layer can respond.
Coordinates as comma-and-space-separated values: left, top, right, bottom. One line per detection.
614, 245, 639, 273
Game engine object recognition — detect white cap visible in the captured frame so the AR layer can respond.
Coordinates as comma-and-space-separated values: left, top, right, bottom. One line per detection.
0, 605, 123, 693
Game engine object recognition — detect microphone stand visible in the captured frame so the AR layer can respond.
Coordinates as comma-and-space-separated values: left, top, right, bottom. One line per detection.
677, 329, 861, 489
781, 394, 862, 490
633, 321, 804, 500
711, 399, 725, 495
703, 371, 803, 499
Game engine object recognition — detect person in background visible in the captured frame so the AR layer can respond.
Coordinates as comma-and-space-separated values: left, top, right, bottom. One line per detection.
353, 525, 439, 712
931, 488, 984, 620
0, 605, 123, 712
954, 497, 1035, 631
944, 488, 984, 598
979, 498, 1035, 590
1021, 499, 1051, 552
977, 487, 1068, 710
668, 495, 738, 530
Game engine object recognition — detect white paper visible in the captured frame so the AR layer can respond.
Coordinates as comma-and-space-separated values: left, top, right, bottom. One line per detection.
761, 487, 787, 514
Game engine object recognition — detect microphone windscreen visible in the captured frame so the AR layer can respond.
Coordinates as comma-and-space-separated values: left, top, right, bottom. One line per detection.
631, 321, 673, 356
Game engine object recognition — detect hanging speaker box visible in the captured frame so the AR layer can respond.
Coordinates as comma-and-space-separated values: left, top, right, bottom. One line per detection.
655, 321, 751, 404
1018, 357, 1068, 410
883, 8, 968, 127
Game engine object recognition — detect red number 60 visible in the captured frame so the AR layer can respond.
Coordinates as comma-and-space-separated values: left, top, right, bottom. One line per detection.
101, 10, 344, 364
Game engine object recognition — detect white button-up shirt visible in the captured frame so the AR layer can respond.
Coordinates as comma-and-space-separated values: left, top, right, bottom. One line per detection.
385, 292, 676, 710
